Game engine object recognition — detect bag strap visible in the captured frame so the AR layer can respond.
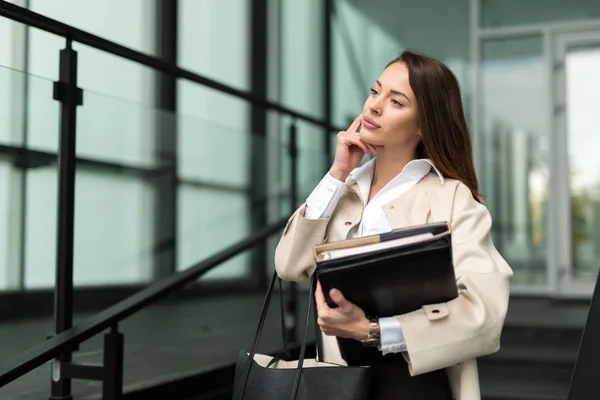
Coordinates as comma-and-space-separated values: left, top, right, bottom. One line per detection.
312, 278, 324, 362
240, 272, 288, 399
279, 278, 290, 356
290, 275, 319, 400
241, 272, 324, 400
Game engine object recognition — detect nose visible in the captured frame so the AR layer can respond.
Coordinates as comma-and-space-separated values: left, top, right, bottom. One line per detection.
369, 99, 382, 116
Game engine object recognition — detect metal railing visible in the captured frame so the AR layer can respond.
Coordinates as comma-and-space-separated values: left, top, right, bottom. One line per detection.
0, 218, 288, 390
0, 2, 341, 399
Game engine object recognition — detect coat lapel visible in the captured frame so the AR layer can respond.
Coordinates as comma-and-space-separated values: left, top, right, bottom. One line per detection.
382, 175, 439, 229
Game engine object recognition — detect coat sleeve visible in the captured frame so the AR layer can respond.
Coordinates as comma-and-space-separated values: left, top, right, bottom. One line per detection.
274, 204, 330, 283
396, 183, 513, 376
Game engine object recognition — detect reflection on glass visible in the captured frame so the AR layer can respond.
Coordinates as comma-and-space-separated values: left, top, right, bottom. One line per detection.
77, 89, 167, 168
177, 185, 250, 278
0, 65, 31, 147
25, 165, 155, 288
565, 44, 600, 280
176, 123, 291, 281
480, 36, 548, 285
277, 118, 329, 209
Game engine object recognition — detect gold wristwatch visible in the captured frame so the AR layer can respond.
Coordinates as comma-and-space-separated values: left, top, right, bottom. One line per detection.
360, 317, 381, 347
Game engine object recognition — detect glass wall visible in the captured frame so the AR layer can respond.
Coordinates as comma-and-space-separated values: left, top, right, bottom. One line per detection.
0, 2, 27, 291
332, 0, 471, 126
477, 0, 600, 293
176, 0, 252, 279
563, 42, 600, 282
279, 0, 328, 199
0, 0, 308, 292
0, 0, 160, 290
479, 36, 548, 285
2, 0, 598, 296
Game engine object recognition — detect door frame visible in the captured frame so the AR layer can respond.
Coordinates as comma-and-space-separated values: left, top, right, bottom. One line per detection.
553, 29, 600, 297
470, 0, 600, 297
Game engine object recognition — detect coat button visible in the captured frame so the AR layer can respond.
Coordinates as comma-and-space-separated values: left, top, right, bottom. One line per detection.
389, 205, 395, 209
345, 221, 352, 226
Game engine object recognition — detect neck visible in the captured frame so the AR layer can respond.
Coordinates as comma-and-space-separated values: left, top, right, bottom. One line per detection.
372, 147, 417, 186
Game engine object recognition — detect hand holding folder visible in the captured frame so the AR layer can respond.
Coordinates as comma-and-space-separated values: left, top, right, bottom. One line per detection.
314, 222, 458, 318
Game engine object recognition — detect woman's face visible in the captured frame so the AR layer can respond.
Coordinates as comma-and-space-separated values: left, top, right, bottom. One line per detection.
359, 62, 421, 152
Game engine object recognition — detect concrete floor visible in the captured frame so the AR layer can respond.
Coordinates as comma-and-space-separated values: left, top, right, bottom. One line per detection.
0, 293, 591, 400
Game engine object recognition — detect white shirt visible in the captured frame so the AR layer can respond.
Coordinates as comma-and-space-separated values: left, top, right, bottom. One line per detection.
304, 158, 445, 355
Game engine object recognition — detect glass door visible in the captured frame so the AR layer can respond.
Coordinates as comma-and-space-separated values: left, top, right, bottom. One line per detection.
554, 30, 600, 296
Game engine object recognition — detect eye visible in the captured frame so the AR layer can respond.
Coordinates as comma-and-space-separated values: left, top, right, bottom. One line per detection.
370, 87, 379, 96
391, 99, 403, 107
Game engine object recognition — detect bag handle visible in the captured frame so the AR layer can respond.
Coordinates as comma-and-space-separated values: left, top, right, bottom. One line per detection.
313, 278, 324, 362
247, 272, 289, 362
241, 272, 324, 400
289, 275, 319, 399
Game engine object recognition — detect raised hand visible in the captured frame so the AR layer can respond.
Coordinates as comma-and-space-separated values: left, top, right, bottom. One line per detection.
329, 115, 378, 182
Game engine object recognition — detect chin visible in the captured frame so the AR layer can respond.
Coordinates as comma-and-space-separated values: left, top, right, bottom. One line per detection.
359, 131, 382, 146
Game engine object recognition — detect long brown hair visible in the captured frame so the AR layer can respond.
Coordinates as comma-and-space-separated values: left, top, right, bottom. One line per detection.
387, 51, 483, 203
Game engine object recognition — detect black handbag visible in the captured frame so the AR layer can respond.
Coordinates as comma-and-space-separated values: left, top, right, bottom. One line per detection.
232, 272, 372, 400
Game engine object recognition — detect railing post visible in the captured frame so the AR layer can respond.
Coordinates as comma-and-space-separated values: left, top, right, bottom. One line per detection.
50, 38, 83, 400
286, 120, 298, 344
102, 325, 124, 400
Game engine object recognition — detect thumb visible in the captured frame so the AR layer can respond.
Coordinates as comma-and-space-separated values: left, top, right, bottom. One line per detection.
330, 289, 351, 311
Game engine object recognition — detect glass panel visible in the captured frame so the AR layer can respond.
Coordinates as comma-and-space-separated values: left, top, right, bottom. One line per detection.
0, 65, 30, 147
24, 89, 167, 288
0, 161, 14, 290
177, 88, 249, 187
0, 16, 12, 68
331, 1, 470, 127
280, 0, 324, 118
77, 89, 161, 167
178, 0, 250, 92
28, 30, 156, 105
275, 118, 329, 206
332, 0, 402, 128
176, 131, 287, 280
28, 0, 157, 55
177, 185, 249, 278
565, 43, 600, 280
0, 68, 59, 291
0, 14, 24, 74
176, 77, 252, 280
297, 120, 328, 200
480, 36, 548, 285
24, 166, 155, 288
482, 0, 600, 28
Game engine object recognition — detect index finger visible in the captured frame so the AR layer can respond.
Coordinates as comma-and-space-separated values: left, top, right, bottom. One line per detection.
347, 115, 362, 133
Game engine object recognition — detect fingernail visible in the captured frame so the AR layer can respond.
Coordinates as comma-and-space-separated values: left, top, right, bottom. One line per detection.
331, 289, 340, 297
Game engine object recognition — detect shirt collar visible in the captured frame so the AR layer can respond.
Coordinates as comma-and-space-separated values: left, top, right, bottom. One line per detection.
349, 158, 445, 185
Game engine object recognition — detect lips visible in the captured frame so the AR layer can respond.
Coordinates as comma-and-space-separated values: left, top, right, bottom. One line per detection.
362, 116, 381, 129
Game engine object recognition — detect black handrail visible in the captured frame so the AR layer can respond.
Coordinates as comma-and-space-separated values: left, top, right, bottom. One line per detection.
0, 1, 342, 132
0, 217, 289, 387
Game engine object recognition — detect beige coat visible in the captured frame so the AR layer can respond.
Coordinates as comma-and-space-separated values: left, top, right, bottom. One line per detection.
274, 173, 513, 400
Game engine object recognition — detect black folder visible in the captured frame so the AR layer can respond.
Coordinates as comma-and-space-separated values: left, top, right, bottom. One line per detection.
314, 222, 458, 319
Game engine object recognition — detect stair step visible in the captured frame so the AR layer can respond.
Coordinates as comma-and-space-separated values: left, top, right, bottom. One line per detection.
481, 378, 568, 400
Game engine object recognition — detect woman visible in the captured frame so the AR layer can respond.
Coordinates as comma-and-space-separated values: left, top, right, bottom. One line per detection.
274, 51, 512, 400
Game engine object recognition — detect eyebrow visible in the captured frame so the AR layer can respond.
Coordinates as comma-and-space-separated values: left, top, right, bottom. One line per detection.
376, 80, 411, 103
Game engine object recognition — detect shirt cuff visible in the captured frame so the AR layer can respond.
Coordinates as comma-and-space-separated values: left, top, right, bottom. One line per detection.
304, 173, 345, 219
377, 317, 407, 355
